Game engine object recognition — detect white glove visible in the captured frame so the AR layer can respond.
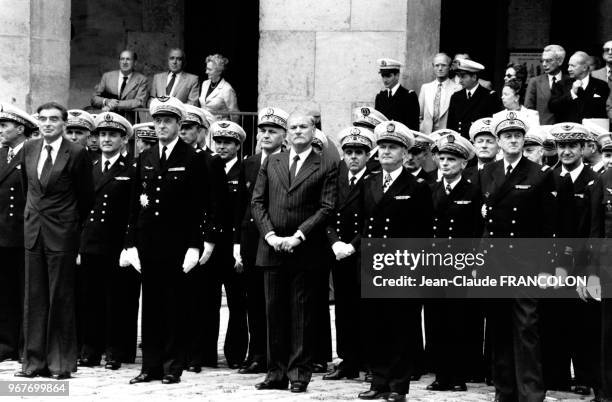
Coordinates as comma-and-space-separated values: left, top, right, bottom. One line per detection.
332, 242, 354, 261
198, 242, 215, 265
124, 247, 142, 273
233, 244, 244, 273
586, 275, 602, 302
119, 249, 130, 267
182, 247, 200, 273
553, 267, 568, 290
537, 272, 551, 289
76, 253, 81, 266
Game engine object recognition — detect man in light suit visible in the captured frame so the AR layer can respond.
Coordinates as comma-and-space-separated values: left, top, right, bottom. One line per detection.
91, 50, 149, 122
251, 111, 337, 393
150, 48, 200, 106
419, 53, 461, 134
592, 40, 612, 120
525, 44, 567, 125
17, 102, 94, 379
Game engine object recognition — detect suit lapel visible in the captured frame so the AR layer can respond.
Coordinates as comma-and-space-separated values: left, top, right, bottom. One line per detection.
149, 144, 162, 172
27, 139, 42, 191
271, 153, 290, 191
0, 148, 20, 184
379, 169, 410, 207
289, 151, 320, 192
45, 139, 70, 192
121, 73, 139, 99
95, 156, 126, 192
538, 75, 551, 97
490, 158, 529, 204
206, 78, 225, 101
371, 173, 383, 205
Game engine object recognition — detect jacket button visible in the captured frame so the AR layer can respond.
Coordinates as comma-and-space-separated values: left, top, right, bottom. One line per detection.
513, 207, 517, 211
155, 212, 159, 216
10, 196, 14, 200
450, 219, 454, 223
104, 194, 108, 198
10, 187, 14, 191
101, 218, 105, 222
90, 218, 94, 222
156, 187, 160, 191
103, 202, 107, 206
489, 219, 493, 223
512, 220, 516, 224
489, 232, 494, 235
368, 226, 372, 229
9, 213, 13, 217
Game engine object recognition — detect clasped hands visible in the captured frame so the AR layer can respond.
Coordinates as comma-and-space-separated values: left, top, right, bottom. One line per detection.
267, 234, 301, 253
331, 241, 355, 260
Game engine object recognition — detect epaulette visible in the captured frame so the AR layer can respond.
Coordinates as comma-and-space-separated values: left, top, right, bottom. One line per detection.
541, 165, 550, 171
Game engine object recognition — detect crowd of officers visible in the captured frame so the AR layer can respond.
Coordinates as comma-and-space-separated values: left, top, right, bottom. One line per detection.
1, 49, 612, 402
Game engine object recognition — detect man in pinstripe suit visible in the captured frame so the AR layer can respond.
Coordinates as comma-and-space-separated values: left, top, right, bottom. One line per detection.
251, 111, 338, 393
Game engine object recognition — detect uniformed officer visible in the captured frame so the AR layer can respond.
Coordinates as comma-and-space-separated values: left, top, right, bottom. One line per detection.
447, 59, 503, 140
583, 119, 609, 174
374, 59, 420, 130
121, 96, 208, 385
205, 120, 249, 369
64, 109, 97, 160
426, 132, 481, 393
479, 111, 557, 402
464, 118, 499, 182
29, 113, 41, 139
599, 130, 612, 170
76, 112, 138, 370
0, 104, 38, 362
544, 123, 603, 395
133, 122, 157, 155
237, 107, 288, 375
404, 131, 434, 183
358, 121, 433, 402
178, 104, 228, 372
324, 125, 375, 381
352, 106, 388, 174
523, 125, 548, 165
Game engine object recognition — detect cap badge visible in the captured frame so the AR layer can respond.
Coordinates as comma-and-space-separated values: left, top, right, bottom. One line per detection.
507, 112, 516, 120
483, 118, 491, 125
381, 60, 387, 67
104, 114, 113, 122
218, 122, 230, 129
265, 108, 274, 116
562, 124, 573, 131
350, 127, 360, 135
69, 111, 81, 117
447, 134, 455, 143
386, 123, 395, 133
361, 107, 370, 116
158, 96, 170, 102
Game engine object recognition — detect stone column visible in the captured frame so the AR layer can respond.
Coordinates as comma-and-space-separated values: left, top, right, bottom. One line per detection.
258, 0, 442, 140
0, 0, 71, 111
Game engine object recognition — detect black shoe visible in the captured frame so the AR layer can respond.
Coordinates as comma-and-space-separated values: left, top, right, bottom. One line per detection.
228, 362, 241, 369
104, 360, 121, 370
15, 370, 39, 378
238, 362, 265, 374
323, 367, 359, 380
574, 385, 592, 395
312, 362, 327, 373
129, 373, 159, 384
426, 380, 451, 391
386, 392, 406, 402
51, 373, 70, 380
290, 381, 308, 393
161, 374, 180, 384
254, 379, 288, 390
78, 358, 100, 367
452, 383, 467, 392
358, 389, 389, 400
186, 366, 202, 373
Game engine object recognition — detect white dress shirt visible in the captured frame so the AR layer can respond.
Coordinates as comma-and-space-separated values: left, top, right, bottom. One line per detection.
288, 146, 313, 177
165, 71, 182, 96
348, 167, 367, 183
411, 167, 423, 177
261, 147, 282, 165
561, 162, 585, 183
548, 72, 562, 88
159, 135, 179, 160
382, 165, 403, 189
388, 82, 400, 97
443, 176, 461, 192
117, 72, 132, 95
466, 84, 480, 99
503, 155, 522, 176
101, 152, 121, 173
9, 140, 25, 158
37, 136, 63, 179
570, 75, 590, 99
224, 156, 238, 174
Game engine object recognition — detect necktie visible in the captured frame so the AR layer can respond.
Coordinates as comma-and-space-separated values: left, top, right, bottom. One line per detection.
432, 82, 442, 125
103, 160, 110, 173
387, 89, 392, 99
349, 176, 356, 188
40, 145, 53, 186
466, 90, 472, 100
166, 73, 176, 96
506, 164, 512, 177
382, 172, 392, 193
160, 145, 168, 168
7, 148, 14, 164
289, 155, 300, 184
551, 75, 557, 88
119, 76, 128, 98
445, 183, 452, 195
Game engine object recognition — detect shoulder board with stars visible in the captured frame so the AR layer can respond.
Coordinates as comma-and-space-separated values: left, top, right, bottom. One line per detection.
541, 165, 550, 171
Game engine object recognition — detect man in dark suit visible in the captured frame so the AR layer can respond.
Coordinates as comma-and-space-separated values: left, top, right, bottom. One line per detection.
592, 40, 612, 120
237, 107, 289, 374
150, 48, 200, 105
76, 112, 137, 371
525, 45, 567, 125
479, 111, 558, 402
374, 58, 420, 130
447, 58, 503, 140
427, 132, 482, 393
550, 51, 610, 124
323, 126, 375, 381
357, 121, 432, 402
17, 102, 94, 379
0, 104, 38, 362
91, 50, 149, 122
122, 96, 207, 385
251, 111, 337, 393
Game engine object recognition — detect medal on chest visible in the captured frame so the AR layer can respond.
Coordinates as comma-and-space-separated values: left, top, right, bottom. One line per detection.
140, 193, 149, 208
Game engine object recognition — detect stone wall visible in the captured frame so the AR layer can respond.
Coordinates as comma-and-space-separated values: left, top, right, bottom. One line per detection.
258, 0, 441, 140
0, 0, 71, 112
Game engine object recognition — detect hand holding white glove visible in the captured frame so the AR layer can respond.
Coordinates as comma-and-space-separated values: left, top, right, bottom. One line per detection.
198, 242, 215, 265
122, 247, 141, 273
183, 247, 200, 273
233, 244, 244, 273
586, 275, 602, 301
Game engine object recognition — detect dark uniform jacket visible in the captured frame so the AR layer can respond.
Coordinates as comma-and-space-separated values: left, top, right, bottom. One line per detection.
225, 159, 247, 246
80, 155, 134, 255
431, 176, 482, 239
549, 75, 610, 123
240, 153, 263, 264
375, 85, 420, 130
196, 148, 228, 245
447, 85, 503, 140
0, 146, 25, 248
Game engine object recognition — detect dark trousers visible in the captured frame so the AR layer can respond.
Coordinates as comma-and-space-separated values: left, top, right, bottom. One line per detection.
331, 254, 361, 370
264, 268, 314, 384
571, 299, 601, 388
428, 298, 468, 384
540, 298, 572, 390
23, 237, 78, 375
313, 264, 332, 364
489, 298, 545, 402
602, 295, 612, 399
77, 253, 140, 363
365, 299, 421, 395
243, 263, 267, 365
138, 243, 186, 377
0, 247, 24, 361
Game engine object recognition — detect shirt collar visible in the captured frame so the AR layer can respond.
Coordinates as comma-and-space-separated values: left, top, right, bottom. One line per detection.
581, 74, 590, 88
410, 167, 423, 177
548, 71, 562, 82
10, 140, 25, 155
349, 166, 367, 182
503, 155, 522, 173
43, 135, 63, 150
389, 82, 401, 96
224, 156, 238, 173
102, 152, 121, 170
467, 83, 480, 97
561, 162, 585, 182
261, 147, 282, 164
160, 135, 179, 159
289, 146, 312, 164
444, 175, 462, 190
591, 160, 604, 173
383, 165, 403, 182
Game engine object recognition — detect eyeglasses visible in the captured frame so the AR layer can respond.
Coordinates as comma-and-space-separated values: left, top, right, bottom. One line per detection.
603, 47, 612, 52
